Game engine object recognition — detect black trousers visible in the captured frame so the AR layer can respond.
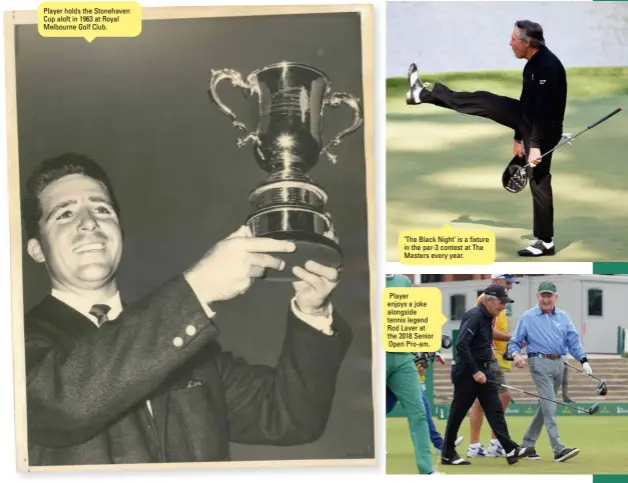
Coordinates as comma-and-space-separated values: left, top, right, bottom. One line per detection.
420, 83, 562, 239
442, 361, 517, 459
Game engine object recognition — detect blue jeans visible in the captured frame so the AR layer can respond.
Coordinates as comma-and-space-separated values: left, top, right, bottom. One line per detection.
386, 385, 444, 451
423, 393, 444, 451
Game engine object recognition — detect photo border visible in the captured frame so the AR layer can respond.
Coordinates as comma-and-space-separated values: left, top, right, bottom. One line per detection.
3, 3, 376, 472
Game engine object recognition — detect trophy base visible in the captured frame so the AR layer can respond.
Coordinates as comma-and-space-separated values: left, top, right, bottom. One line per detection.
257, 231, 343, 282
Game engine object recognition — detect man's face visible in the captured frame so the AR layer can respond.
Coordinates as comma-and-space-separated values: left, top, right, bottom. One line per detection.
485, 298, 506, 317
510, 27, 529, 59
492, 277, 513, 291
27, 174, 123, 292
537, 292, 558, 312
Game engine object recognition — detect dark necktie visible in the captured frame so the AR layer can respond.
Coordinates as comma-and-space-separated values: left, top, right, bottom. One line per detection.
89, 304, 111, 327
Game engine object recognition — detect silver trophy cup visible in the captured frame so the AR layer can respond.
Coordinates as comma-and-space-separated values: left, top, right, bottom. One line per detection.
209, 61, 363, 281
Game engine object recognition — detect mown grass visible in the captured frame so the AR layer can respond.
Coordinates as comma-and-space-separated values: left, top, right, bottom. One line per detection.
386, 415, 628, 474
386, 67, 628, 262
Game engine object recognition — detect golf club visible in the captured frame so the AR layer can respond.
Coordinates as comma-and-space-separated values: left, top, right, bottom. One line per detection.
564, 361, 609, 396
529, 107, 622, 165
491, 380, 600, 415
503, 107, 623, 193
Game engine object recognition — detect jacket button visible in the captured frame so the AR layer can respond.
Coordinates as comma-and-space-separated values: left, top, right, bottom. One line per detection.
173, 337, 184, 347
186, 325, 197, 336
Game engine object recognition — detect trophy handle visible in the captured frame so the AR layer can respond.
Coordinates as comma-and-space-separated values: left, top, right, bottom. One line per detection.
321, 92, 364, 164
209, 68, 260, 148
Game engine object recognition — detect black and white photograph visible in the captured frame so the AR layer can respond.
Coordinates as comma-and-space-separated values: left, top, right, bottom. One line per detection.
4, 4, 375, 471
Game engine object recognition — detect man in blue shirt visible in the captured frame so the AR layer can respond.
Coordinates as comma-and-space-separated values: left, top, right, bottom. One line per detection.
507, 280, 593, 463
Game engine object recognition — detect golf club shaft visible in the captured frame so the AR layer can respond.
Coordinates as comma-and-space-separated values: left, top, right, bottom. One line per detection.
564, 360, 604, 383
527, 107, 622, 167
499, 383, 592, 414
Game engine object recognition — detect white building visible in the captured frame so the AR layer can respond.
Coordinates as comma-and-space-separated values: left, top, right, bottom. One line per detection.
419, 275, 628, 355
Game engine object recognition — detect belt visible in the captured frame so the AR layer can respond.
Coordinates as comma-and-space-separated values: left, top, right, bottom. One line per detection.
527, 353, 563, 360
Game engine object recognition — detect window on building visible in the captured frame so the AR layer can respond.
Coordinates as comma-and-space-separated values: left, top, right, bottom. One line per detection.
450, 294, 466, 320
421, 275, 444, 283
588, 289, 603, 316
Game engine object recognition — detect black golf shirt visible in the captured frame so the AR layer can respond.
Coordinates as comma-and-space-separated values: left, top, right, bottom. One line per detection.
518, 45, 567, 149
455, 303, 494, 375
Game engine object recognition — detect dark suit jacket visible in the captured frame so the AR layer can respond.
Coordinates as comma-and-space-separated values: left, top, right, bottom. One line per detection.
24, 275, 351, 466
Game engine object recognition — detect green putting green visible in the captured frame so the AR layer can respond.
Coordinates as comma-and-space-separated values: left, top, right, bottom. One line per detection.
386, 68, 628, 262
386, 415, 628, 474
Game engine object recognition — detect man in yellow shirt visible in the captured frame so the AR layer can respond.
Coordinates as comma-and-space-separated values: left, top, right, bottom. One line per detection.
467, 275, 520, 458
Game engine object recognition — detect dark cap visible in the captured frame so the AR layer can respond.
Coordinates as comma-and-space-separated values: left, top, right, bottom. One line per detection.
537, 281, 557, 294
483, 284, 514, 303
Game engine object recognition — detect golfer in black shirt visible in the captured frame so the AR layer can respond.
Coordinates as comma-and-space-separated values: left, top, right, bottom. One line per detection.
406, 20, 567, 258
441, 285, 534, 466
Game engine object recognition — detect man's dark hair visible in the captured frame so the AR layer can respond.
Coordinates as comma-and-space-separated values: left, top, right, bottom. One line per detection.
515, 20, 545, 49
22, 152, 121, 240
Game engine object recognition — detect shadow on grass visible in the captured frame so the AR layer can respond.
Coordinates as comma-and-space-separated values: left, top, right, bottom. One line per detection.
386, 92, 628, 261
452, 214, 618, 256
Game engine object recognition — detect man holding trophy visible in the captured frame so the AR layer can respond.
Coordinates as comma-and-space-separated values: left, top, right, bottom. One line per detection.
209, 61, 363, 279
22, 60, 363, 466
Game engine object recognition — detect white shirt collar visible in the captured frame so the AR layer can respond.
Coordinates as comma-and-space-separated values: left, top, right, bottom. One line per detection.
51, 289, 123, 327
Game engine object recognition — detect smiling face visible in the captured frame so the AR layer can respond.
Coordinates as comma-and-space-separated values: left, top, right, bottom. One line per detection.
484, 297, 506, 317
537, 292, 558, 313
27, 174, 123, 293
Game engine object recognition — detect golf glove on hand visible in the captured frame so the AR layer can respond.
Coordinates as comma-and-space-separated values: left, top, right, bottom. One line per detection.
582, 362, 593, 376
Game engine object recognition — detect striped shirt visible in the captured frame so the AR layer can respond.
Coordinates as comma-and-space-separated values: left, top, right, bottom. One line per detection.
507, 305, 586, 361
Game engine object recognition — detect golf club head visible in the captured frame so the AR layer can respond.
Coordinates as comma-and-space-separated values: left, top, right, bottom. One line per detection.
588, 403, 600, 415
441, 334, 453, 349
502, 156, 529, 193
597, 382, 608, 396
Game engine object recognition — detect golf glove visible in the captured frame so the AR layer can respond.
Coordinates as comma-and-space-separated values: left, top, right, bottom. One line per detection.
582, 362, 593, 376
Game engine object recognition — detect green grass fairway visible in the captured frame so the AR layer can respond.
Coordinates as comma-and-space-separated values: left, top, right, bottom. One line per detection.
386, 67, 628, 262
386, 415, 628, 474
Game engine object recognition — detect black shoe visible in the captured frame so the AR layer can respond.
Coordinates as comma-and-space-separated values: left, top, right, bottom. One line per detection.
554, 447, 580, 462
506, 446, 535, 465
441, 452, 471, 465
405, 63, 431, 105
527, 449, 541, 460
518, 239, 556, 257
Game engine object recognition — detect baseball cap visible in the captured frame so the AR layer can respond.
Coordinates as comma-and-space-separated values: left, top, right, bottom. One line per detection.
492, 274, 520, 284
537, 281, 557, 294
483, 284, 515, 303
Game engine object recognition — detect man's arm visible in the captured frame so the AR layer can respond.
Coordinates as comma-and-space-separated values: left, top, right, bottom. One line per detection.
492, 328, 511, 342
455, 312, 481, 375
26, 276, 221, 448
529, 63, 559, 149
216, 308, 352, 445
564, 314, 587, 362
507, 315, 527, 357
514, 79, 524, 142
